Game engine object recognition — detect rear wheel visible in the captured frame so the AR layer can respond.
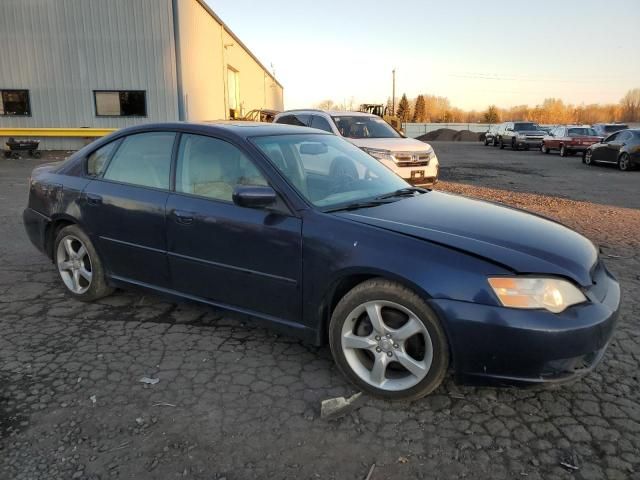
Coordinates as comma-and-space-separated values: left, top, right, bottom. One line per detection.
484, 137, 489, 146
618, 153, 631, 171
54, 225, 114, 302
560, 145, 567, 157
329, 279, 449, 400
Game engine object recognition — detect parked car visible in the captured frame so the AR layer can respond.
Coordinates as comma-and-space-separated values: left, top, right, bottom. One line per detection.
592, 123, 630, 137
584, 128, 640, 171
274, 110, 439, 187
240, 109, 279, 123
497, 122, 545, 150
23, 122, 620, 400
541, 126, 602, 157
483, 124, 500, 146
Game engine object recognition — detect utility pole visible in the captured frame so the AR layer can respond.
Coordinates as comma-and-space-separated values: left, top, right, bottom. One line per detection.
392, 69, 396, 115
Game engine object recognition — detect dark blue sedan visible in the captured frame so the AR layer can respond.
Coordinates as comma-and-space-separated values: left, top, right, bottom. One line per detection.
23, 122, 620, 400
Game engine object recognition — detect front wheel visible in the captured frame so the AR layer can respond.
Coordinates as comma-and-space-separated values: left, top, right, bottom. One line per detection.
512, 139, 519, 151
54, 225, 114, 302
584, 150, 594, 166
618, 153, 631, 171
329, 279, 449, 400
499, 138, 505, 149
541, 143, 549, 154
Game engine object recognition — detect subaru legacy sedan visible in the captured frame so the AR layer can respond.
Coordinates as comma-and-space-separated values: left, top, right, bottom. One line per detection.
23, 122, 620, 400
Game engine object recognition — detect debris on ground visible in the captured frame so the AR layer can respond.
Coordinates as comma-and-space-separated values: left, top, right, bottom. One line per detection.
153, 402, 176, 407
89, 395, 96, 405
320, 392, 364, 419
397, 456, 409, 464
559, 461, 579, 471
139, 376, 160, 385
364, 463, 376, 480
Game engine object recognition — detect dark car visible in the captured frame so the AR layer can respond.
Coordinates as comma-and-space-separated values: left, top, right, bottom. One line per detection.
483, 124, 499, 146
541, 126, 602, 157
497, 122, 545, 150
584, 128, 640, 171
592, 123, 629, 137
23, 122, 620, 400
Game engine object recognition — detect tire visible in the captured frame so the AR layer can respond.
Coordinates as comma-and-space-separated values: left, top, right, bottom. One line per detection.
484, 137, 489, 146
499, 138, 505, 149
32, 151, 42, 159
512, 139, 519, 151
541, 143, 550, 154
54, 224, 114, 302
492, 137, 498, 147
328, 278, 449, 401
584, 150, 593, 166
560, 145, 567, 157
618, 153, 631, 171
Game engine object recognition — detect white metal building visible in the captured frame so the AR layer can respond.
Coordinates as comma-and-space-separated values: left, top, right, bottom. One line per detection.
0, 0, 284, 149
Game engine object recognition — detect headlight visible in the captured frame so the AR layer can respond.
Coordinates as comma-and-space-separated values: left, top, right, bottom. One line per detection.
488, 277, 587, 313
516, 132, 527, 138
361, 147, 395, 162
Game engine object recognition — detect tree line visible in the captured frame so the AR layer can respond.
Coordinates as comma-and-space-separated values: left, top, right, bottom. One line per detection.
394, 89, 640, 124
315, 88, 640, 125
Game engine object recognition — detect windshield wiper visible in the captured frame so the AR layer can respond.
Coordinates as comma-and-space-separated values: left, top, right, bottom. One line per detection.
375, 187, 428, 200
323, 199, 394, 213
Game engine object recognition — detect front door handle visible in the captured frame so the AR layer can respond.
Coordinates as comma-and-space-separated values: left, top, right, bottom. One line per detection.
173, 210, 194, 225
86, 193, 102, 206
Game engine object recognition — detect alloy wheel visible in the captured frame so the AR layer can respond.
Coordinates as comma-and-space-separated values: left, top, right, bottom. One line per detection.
585, 151, 593, 165
56, 235, 93, 294
619, 154, 630, 171
340, 300, 433, 391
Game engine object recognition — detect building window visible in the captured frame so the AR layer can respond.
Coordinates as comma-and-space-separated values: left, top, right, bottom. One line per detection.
0, 90, 31, 116
94, 90, 146, 117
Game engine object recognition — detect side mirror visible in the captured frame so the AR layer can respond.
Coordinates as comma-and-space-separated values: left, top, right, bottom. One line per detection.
232, 185, 277, 209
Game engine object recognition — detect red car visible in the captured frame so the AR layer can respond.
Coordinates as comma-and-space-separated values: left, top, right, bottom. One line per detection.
541, 126, 602, 157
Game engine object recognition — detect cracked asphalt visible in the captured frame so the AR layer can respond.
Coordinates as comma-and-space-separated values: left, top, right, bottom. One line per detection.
1, 144, 639, 480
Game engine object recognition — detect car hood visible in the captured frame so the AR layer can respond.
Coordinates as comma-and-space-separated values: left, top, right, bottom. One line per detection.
337, 191, 598, 286
345, 137, 433, 152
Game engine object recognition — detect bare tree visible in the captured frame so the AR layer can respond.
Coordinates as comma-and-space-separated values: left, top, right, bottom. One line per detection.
621, 88, 640, 122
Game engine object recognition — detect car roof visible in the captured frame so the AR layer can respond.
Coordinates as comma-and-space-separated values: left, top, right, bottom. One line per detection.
108, 121, 328, 139
278, 109, 376, 118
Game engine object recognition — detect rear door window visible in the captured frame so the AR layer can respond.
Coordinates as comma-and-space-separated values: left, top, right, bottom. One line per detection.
276, 114, 310, 127
310, 115, 334, 133
103, 132, 175, 189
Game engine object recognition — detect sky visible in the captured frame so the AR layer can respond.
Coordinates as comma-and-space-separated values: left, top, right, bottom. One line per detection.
206, 0, 640, 111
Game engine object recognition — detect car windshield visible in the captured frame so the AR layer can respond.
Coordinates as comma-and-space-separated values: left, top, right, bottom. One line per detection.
251, 133, 409, 210
568, 128, 597, 136
513, 123, 538, 131
331, 115, 401, 139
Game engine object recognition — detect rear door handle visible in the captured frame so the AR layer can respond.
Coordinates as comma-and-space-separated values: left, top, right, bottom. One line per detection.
173, 210, 194, 225
86, 193, 102, 206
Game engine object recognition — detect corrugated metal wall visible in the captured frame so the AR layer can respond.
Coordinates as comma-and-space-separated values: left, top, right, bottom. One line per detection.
0, 0, 179, 149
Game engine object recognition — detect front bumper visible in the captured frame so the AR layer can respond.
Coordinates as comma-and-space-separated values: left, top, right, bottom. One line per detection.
23, 207, 50, 257
429, 267, 620, 387
516, 138, 544, 148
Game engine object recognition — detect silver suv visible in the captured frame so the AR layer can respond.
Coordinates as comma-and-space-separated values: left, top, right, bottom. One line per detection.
274, 110, 439, 187
497, 122, 545, 151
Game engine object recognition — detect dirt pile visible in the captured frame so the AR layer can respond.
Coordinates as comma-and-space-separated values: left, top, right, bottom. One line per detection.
417, 128, 482, 142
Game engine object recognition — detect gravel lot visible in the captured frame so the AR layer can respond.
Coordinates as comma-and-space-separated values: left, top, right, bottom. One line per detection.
1, 145, 639, 480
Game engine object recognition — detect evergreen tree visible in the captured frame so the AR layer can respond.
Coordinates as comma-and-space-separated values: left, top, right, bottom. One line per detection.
396, 94, 411, 122
412, 95, 426, 122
